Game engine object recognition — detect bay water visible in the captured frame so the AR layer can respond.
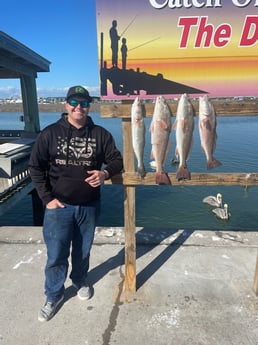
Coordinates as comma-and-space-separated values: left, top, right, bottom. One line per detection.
1, 111, 258, 231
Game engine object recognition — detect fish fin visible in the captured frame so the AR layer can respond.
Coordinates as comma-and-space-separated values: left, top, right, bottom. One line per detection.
156, 172, 171, 185
202, 119, 212, 131
179, 119, 185, 129
199, 118, 210, 131
207, 158, 222, 170
176, 166, 191, 181
158, 119, 169, 130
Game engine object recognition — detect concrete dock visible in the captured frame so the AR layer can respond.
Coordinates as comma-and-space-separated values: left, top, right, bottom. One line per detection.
0, 226, 257, 345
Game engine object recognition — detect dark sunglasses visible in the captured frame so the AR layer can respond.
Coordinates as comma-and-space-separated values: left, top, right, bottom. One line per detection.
67, 99, 89, 108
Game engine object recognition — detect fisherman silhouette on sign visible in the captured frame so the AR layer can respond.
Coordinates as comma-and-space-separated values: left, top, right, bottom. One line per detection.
109, 20, 120, 67
121, 37, 128, 70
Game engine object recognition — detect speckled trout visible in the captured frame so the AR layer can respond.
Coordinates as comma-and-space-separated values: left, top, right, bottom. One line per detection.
131, 97, 146, 178
150, 96, 172, 185
199, 95, 222, 169
173, 93, 194, 180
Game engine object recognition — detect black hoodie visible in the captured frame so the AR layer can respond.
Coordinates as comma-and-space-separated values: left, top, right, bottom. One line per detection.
29, 114, 123, 205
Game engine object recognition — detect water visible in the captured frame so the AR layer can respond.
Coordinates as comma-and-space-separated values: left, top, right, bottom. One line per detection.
1, 111, 258, 230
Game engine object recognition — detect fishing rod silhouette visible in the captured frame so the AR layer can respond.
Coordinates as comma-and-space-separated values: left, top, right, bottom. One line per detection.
128, 37, 161, 51
120, 15, 137, 37
119, 15, 161, 51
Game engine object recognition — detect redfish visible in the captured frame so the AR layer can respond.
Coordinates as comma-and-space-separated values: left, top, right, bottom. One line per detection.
199, 95, 222, 169
173, 93, 194, 180
150, 96, 172, 185
131, 97, 146, 177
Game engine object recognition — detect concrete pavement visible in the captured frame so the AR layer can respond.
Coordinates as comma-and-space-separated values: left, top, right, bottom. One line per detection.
0, 226, 258, 345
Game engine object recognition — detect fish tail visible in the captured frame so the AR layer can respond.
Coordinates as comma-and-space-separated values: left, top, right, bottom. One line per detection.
155, 172, 171, 185
176, 165, 191, 181
207, 158, 222, 170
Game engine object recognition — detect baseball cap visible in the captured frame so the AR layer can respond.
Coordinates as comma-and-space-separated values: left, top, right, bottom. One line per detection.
66, 85, 92, 102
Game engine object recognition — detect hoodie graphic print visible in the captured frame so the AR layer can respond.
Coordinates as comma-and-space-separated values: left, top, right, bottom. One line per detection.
56, 135, 95, 168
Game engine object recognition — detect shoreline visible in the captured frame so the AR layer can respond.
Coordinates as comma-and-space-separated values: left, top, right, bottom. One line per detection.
0, 103, 100, 113
0, 98, 258, 115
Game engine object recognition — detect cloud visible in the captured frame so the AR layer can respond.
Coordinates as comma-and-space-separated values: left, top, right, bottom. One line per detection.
0, 85, 100, 99
0, 86, 21, 98
37, 86, 100, 98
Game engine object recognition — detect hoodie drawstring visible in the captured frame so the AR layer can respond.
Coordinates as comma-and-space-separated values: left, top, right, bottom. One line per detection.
66, 125, 73, 167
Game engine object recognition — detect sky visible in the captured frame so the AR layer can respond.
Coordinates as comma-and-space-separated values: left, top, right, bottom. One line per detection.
0, 0, 100, 99
1, 1, 257, 100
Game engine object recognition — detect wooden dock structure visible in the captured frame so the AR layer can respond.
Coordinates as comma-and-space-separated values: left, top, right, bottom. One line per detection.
0, 31, 50, 220
100, 101, 258, 296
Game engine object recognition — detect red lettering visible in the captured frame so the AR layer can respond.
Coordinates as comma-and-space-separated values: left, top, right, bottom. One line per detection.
178, 17, 198, 48
239, 16, 258, 47
214, 24, 232, 47
178, 16, 231, 48
195, 17, 214, 47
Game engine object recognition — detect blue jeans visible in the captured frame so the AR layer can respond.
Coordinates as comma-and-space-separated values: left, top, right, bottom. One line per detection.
42, 201, 100, 302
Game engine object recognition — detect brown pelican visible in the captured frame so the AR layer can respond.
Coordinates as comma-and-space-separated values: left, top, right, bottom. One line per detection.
212, 203, 231, 220
203, 193, 222, 207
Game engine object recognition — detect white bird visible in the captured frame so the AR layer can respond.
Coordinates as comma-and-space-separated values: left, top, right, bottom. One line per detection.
212, 203, 231, 220
203, 193, 222, 207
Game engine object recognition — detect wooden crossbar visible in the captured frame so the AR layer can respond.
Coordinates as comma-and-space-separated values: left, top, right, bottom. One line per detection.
101, 106, 258, 296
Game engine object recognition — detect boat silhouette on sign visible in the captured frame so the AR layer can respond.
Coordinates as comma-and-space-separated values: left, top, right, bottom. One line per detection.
100, 65, 207, 97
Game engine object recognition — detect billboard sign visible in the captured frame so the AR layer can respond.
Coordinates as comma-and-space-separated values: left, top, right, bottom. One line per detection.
96, 0, 258, 100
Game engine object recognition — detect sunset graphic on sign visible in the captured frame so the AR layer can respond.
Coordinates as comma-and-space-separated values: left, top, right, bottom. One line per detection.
96, 0, 258, 99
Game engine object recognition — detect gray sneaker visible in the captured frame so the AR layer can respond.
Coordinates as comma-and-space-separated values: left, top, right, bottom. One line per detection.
73, 281, 92, 300
38, 295, 64, 322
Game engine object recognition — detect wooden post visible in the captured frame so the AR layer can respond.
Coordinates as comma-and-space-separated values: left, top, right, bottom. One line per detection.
122, 116, 136, 293
124, 185, 136, 293
253, 252, 258, 296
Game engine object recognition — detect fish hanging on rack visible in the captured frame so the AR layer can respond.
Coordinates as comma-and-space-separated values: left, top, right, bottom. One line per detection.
131, 97, 146, 178
199, 95, 222, 169
173, 93, 194, 180
150, 96, 172, 185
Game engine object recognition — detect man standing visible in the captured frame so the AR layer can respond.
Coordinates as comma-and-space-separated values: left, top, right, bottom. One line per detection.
29, 85, 123, 322
109, 20, 120, 67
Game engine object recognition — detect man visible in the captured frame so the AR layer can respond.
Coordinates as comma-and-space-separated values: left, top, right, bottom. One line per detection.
109, 19, 120, 67
29, 85, 123, 322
